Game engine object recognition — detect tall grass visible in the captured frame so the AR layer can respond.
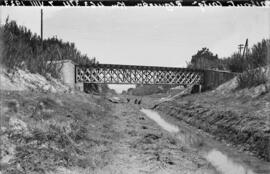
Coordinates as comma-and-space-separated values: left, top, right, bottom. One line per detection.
234, 39, 270, 89
237, 68, 268, 89
188, 39, 269, 89
1, 18, 96, 78
225, 39, 270, 73
188, 39, 270, 73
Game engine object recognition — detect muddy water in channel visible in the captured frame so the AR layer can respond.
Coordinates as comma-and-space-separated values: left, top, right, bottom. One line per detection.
140, 109, 270, 174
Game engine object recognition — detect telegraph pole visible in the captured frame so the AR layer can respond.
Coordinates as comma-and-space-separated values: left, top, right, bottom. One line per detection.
41, 9, 43, 43
238, 39, 248, 58
242, 39, 248, 59
238, 44, 244, 55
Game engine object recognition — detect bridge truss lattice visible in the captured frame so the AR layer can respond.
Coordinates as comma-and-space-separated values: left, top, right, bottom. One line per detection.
75, 64, 204, 85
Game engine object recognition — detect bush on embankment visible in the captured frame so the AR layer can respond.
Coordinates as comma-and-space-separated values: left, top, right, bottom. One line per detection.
187, 39, 270, 73
0, 18, 112, 93
237, 66, 269, 90
1, 18, 96, 79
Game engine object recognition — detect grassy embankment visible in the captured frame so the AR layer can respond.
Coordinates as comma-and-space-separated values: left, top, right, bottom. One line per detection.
0, 91, 117, 174
154, 73, 270, 161
154, 39, 270, 161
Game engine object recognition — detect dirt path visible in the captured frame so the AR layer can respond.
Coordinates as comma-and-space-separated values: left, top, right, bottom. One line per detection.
102, 103, 218, 174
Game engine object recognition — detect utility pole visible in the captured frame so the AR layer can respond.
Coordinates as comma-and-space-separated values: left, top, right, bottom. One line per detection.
41, 9, 43, 42
238, 39, 248, 58
238, 44, 244, 55
242, 39, 248, 59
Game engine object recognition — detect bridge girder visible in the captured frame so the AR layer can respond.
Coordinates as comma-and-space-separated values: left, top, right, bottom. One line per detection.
75, 64, 204, 86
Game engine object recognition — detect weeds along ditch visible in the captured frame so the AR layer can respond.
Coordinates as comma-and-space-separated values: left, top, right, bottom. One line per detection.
0, 91, 115, 174
154, 99, 270, 162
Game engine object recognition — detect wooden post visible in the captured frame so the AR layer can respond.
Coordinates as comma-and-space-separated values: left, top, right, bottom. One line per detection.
41, 9, 43, 41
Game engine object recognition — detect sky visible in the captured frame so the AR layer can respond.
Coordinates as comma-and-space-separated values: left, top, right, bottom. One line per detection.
1, 7, 270, 93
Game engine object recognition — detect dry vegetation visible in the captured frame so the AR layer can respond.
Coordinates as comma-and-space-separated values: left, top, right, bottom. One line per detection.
188, 39, 270, 90
0, 91, 115, 174
237, 67, 269, 90
1, 18, 96, 78
0, 18, 111, 93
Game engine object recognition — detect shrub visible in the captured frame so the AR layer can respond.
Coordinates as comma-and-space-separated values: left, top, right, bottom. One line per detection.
224, 53, 250, 73
225, 39, 270, 73
1, 18, 107, 93
1, 18, 96, 78
237, 67, 268, 89
188, 39, 270, 73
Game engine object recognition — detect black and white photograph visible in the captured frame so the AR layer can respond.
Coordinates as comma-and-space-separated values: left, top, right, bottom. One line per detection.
0, 4, 270, 174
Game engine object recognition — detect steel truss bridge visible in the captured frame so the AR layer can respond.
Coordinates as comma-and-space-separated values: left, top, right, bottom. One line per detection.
75, 64, 206, 86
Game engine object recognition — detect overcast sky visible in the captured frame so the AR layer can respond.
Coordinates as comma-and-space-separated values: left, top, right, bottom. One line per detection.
1, 7, 269, 93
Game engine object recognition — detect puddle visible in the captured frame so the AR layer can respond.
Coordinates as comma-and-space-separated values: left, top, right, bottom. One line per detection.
205, 149, 255, 174
140, 108, 264, 174
140, 108, 179, 133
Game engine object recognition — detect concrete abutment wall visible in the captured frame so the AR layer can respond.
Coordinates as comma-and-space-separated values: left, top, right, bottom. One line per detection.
51, 60, 83, 91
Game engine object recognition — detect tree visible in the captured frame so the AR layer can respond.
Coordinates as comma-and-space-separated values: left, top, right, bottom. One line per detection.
188, 47, 219, 70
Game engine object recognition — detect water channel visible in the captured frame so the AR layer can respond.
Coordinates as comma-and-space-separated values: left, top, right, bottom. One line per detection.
140, 108, 270, 174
